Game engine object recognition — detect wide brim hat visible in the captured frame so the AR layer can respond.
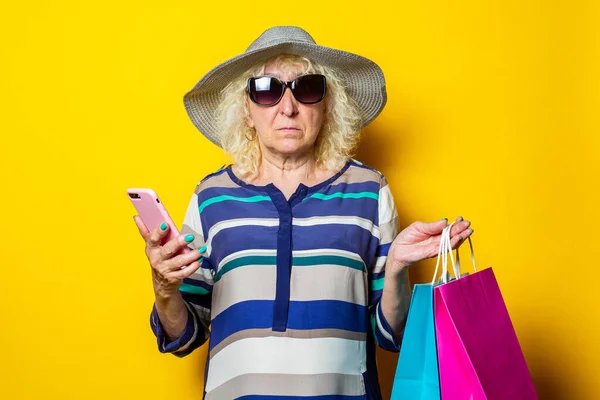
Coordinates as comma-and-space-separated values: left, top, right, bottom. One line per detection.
183, 26, 387, 148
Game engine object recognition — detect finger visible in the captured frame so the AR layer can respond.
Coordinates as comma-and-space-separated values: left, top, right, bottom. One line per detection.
159, 233, 197, 260
449, 217, 472, 237
168, 260, 203, 280
450, 227, 474, 249
133, 215, 151, 241
165, 246, 207, 272
415, 218, 448, 236
147, 222, 171, 248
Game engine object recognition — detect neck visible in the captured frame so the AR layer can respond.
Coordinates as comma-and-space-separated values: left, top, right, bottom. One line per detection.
257, 149, 318, 184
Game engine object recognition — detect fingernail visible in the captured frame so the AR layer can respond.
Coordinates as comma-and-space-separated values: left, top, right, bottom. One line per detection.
184, 234, 195, 243
199, 245, 207, 253
160, 223, 167, 231
471, 229, 474, 234
459, 235, 463, 241
441, 217, 448, 221
197, 256, 204, 262
133, 216, 136, 221
466, 221, 471, 227
458, 216, 463, 222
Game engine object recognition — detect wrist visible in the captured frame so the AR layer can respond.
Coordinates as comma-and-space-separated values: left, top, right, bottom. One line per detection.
385, 258, 412, 279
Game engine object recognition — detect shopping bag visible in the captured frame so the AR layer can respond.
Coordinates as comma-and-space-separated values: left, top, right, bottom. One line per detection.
390, 284, 440, 400
434, 225, 538, 400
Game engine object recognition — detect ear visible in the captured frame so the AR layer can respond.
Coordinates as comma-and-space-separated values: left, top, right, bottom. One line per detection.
245, 115, 255, 128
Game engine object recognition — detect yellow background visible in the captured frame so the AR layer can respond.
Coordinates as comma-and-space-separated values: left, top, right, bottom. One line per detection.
1, 0, 598, 399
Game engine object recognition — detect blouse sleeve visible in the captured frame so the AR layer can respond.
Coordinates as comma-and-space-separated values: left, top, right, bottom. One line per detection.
368, 174, 411, 352
149, 186, 215, 357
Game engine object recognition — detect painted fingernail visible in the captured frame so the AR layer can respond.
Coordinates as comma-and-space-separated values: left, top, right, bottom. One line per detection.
184, 234, 195, 243
458, 216, 463, 222
466, 221, 471, 227
160, 223, 167, 231
441, 217, 448, 221
197, 256, 204, 262
459, 235, 463, 241
471, 229, 474, 234
199, 245, 207, 253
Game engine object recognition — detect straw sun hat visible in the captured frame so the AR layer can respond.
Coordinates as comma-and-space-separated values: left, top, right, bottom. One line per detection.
183, 26, 387, 147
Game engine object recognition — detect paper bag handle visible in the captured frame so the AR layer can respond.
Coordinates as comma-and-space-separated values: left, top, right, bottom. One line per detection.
431, 222, 457, 284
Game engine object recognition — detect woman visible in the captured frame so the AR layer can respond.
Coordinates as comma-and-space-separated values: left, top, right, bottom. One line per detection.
134, 26, 473, 399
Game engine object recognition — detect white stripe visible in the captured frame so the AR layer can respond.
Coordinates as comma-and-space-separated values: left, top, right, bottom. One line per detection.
205, 336, 366, 392
293, 216, 380, 239
375, 302, 395, 344
375, 255, 387, 269
378, 185, 398, 225
183, 193, 204, 239
189, 265, 215, 282
292, 248, 365, 262
206, 218, 279, 254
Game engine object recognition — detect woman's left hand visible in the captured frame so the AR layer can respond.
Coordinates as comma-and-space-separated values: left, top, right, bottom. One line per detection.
386, 216, 473, 275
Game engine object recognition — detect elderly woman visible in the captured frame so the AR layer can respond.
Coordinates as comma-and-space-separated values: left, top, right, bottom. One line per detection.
134, 26, 473, 399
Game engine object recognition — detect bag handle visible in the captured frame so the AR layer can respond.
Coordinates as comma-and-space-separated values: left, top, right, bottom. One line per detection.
455, 234, 478, 275
431, 222, 479, 285
431, 222, 456, 284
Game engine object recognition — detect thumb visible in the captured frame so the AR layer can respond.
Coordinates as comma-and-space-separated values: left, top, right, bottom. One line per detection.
415, 218, 448, 236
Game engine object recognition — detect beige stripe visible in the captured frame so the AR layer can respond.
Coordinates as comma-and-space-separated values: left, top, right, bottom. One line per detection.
211, 264, 368, 318
181, 223, 205, 249
379, 216, 399, 245
330, 163, 381, 186
212, 265, 276, 318
195, 169, 240, 192
209, 328, 367, 359
206, 372, 365, 399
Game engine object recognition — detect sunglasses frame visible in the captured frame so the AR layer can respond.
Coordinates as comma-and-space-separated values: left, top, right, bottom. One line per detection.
246, 74, 327, 107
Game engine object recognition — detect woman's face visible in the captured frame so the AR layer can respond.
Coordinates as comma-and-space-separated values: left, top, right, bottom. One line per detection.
246, 59, 326, 157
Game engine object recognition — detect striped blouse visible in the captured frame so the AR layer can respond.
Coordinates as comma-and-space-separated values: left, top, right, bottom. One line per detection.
150, 159, 411, 400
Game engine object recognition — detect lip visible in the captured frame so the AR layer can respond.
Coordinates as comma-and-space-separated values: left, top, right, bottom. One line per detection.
277, 127, 300, 132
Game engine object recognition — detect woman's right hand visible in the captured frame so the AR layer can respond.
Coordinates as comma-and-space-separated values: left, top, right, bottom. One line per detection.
133, 216, 205, 298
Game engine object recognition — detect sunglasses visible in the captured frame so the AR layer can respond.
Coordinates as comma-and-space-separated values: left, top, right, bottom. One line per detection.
247, 74, 327, 106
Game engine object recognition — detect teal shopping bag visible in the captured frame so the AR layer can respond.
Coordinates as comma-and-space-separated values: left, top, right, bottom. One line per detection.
391, 284, 441, 400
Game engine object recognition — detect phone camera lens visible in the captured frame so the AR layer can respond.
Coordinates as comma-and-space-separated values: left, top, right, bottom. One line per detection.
156, 198, 160, 203
128, 193, 141, 199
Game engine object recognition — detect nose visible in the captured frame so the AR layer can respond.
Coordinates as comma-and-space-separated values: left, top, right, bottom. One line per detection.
278, 86, 298, 117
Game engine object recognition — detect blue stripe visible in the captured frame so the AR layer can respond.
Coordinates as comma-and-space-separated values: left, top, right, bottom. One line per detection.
372, 271, 385, 281
210, 300, 368, 350
375, 242, 391, 257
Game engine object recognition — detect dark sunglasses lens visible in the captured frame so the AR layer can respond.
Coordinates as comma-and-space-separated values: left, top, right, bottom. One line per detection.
293, 75, 325, 103
250, 77, 283, 105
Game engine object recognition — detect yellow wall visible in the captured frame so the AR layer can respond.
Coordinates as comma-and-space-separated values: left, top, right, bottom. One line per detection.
1, 1, 598, 399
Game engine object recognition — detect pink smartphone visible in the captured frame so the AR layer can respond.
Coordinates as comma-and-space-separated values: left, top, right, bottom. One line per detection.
127, 188, 189, 252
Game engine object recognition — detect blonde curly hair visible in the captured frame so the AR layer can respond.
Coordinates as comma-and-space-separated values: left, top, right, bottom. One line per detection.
216, 54, 363, 180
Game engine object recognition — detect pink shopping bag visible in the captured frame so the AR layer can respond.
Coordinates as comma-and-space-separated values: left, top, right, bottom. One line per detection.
433, 224, 538, 399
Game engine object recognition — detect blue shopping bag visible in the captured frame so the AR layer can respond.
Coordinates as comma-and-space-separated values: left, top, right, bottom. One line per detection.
391, 284, 441, 400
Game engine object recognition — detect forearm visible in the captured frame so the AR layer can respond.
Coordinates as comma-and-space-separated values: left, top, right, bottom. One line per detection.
380, 261, 411, 342
154, 291, 188, 342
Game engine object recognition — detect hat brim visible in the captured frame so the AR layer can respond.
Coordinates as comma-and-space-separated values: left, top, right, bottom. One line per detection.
183, 41, 387, 148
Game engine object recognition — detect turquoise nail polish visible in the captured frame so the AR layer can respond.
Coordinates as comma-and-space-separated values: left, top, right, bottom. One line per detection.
160, 223, 167, 230
471, 229, 474, 234
199, 245, 207, 253
459, 235, 463, 241
197, 256, 203, 262
184, 234, 195, 243
441, 217, 448, 221
458, 216, 464, 222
